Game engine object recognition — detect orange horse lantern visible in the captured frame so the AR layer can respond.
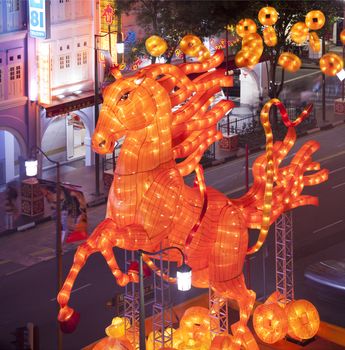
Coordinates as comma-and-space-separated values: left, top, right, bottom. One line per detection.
57, 50, 328, 349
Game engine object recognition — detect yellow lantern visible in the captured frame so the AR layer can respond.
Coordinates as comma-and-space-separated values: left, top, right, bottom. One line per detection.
309, 32, 320, 52
242, 33, 263, 54
235, 49, 260, 68
180, 35, 202, 56
236, 18, 257, 38
285, 300, 320, 340
278, 52, 301, 73
145, 35, 168, 57
319, 53, 344, 76
258, 6, 278, 26
340, 28, 345, 45
290, 22, 309, 44
305, 10, 325, 31
105, 317, 129, 338
263, 26, 277, 47
253, 303, 288, 344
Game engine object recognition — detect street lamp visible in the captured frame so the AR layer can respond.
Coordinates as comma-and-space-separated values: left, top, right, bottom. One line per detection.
94, 31, 124, 196
25, 147, 63, 350
138, 247, 192, 350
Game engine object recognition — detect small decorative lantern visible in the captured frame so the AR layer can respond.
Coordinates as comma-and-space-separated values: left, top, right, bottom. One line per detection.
25, 160, 38, 177
177, 262, 192, 291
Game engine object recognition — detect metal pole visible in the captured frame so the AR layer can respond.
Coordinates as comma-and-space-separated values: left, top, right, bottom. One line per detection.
94, 35, 100, 196
245, 144, 250, 288
226, 28, 230, 137
322, 35, 326, 122
56, 162, 62, 350
341, 45, 345, 101
139, 251, 146, 350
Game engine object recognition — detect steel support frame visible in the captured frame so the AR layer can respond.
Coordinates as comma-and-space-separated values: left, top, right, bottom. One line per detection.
209, 289, 229, 336
152, 252, 173, 349
275, 211, 294, 304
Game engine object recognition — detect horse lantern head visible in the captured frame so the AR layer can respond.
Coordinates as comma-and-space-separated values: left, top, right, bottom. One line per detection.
92, 75, 158, 154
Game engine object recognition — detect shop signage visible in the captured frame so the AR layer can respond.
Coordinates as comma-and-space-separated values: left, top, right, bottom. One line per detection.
29, 0, 51, 39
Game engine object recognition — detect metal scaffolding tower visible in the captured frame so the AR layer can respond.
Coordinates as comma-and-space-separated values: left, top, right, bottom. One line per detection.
275, 211, 294, 304
152, 251, 173, 349
124, 250, 140, 349
209, 288, 229, 336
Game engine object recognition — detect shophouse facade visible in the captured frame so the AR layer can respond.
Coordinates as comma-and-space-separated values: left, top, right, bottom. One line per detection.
0, 0, 31, 186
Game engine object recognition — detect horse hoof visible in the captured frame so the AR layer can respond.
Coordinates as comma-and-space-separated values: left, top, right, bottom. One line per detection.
59, 307, 80, 333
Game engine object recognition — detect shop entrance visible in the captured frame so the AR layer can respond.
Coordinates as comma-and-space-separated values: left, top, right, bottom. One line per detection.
66, 113, 86, 161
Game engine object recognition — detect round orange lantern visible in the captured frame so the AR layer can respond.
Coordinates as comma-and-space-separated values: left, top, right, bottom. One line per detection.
340, 28, 345, 45
258, 6, 278, 26
309, 32, 320, 52
253, 303, 288, 344
278, 52, 301, 73
145, 35, 168, 57
242, 33, 263, 53
290, 22, 309, 44
285, 300, 320, 340
263, 26, 278, 47
305, 10, 325, 31
236, 18, 257, 38
235, 49, 260, 68
180, 35, 202, 56
319, 52, 344, 76
180, 306, 213, 340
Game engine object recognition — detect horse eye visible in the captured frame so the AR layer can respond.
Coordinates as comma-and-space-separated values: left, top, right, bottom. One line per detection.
120, 92, 129, 101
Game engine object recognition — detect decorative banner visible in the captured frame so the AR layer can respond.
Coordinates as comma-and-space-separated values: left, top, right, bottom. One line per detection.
38, 180, 88, 243
29, 0, 51, 39
37, 41, 51, 104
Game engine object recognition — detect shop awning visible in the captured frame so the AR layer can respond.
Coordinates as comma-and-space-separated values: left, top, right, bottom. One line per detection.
40, 91, 102, 118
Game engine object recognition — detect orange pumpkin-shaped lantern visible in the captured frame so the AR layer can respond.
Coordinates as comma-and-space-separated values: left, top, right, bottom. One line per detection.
290, 22, 309, 44
235, 49, 260, 68
319, 52, 344, 76
242, 32, 263, 53
180, 35, 202, 56
278, 52, 301, 73
145, 35, 168, 57
309, 32, 321, 52
253, 303, 288, 344
236, 18, 257, 38
305, 10, 325, 31
263, 26, 278, 47
180, 306, 216, 342
258, 6, 278, 26
210, 334, 233, 349
340, 28, 345, 45
285, 300, 320, 340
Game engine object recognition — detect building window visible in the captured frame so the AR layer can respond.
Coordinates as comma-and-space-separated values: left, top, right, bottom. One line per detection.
8, 0, 19, 12
15, 65, 20, 79
77, 53, 82, 66
59, 56, 64, 69
65, 55, 70, 68
9, 56, 13, 61
10, 67, 15, 80
59, 0, 63, 3
82, 51, 87, 65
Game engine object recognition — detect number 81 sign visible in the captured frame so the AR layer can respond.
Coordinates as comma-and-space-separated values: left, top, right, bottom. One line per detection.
29, 0, 50, 39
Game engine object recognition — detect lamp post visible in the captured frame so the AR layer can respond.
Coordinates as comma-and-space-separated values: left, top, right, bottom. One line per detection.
94, 31, 124, 196
25, 147, 62, 350
137, 247, 192, 350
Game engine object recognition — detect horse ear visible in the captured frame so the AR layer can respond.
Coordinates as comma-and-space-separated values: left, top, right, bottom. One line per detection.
134, 76, 145, 85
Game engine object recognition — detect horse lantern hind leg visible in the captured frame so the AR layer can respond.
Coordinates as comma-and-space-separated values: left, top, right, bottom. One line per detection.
209, 206, 259, 350
57, 218, 130, 332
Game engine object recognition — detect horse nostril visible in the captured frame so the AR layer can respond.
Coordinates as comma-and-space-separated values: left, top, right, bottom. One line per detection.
99, 140, 106, 148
